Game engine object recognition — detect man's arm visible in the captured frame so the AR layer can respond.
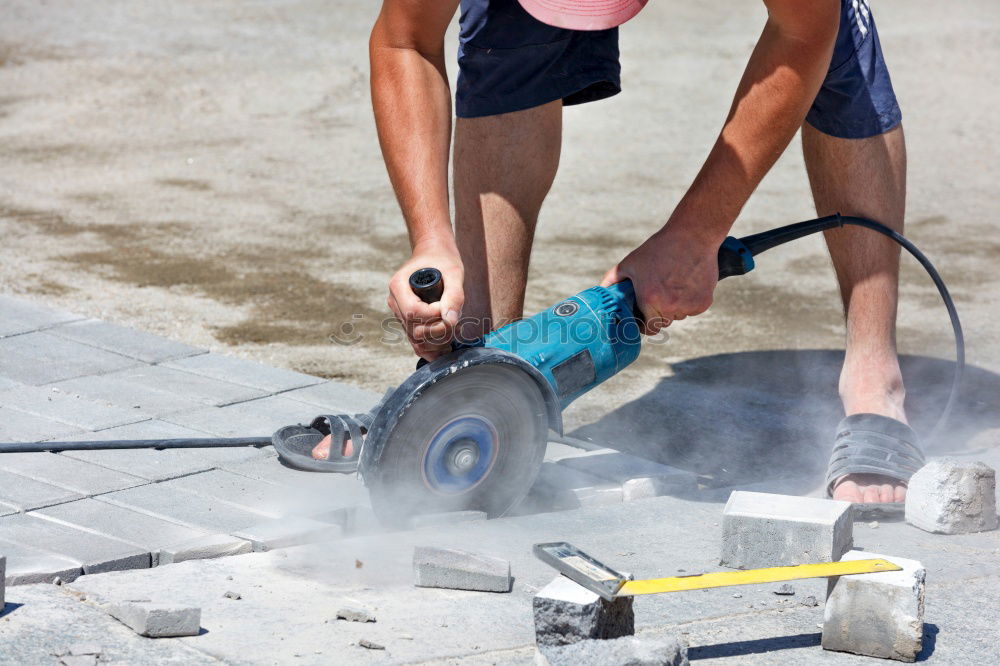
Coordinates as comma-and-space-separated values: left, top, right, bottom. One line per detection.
603, 0, 840, 333
370, 0, 462, 359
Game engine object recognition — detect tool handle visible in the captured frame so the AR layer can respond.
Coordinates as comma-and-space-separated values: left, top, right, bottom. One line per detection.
717, 237, 756, 280
409, 268, 444, 304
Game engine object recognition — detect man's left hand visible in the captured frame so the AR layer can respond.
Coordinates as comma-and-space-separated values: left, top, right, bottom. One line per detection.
601, 223, 719, 335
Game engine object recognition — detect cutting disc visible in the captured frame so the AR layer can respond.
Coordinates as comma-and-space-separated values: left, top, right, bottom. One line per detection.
365, 361, 549, 526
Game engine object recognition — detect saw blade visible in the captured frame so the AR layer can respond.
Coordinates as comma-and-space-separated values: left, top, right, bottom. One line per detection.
366, 360, 549, 526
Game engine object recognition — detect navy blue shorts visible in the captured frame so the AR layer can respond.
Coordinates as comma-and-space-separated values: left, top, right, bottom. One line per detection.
456, 0, 901, 139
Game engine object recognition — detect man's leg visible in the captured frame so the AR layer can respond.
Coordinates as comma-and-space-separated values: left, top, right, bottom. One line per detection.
801, 122, 908, 503
454, 100, 563, 338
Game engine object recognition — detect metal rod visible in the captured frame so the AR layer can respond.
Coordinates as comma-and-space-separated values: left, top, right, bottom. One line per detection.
0, 437, 273, 454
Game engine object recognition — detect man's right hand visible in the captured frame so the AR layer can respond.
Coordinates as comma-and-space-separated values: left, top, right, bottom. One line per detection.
387, 238, 465, 361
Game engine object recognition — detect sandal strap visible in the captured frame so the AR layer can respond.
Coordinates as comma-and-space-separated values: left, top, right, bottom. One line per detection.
826, 413, 925, 495
308, 414, 366, 464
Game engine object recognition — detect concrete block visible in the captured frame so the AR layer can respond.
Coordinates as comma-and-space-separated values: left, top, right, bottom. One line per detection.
231, 517, 342, 552
822, 550, 925, 662
48, 319, 204, 363
557, 451, 697, 501
162, 395, 316, 437
0, 452, 147, 496
905, 458, 998, 534
537, 635, 688, 666
413, 546, 512, 592
98, 483, 269, 533
719, 491, 853, 569
409, 511, 487, 529
0, 332, 140, 385
166, 469, 289, 516
35, 499, 209, 565
0, 385, 149, 430
112, 365, 266, 407
0, 468, 83, 511
533, 575, 634, 647
0, 538, 83, 585
159, 533, 253, 564
521, 462, 623, 513
49, 374, 204, 419
163, 353, 323, 393
106, 601, 201, 637
0, 295, 83, 337
279, 380, 382, 414
0, 405, 84, 442
0, 513, 150, 575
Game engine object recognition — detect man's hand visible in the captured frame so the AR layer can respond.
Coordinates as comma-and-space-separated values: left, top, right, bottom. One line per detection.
387, 238, 464, 360
601, 222, 718, 335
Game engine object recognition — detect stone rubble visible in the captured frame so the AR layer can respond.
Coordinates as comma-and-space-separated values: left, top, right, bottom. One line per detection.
533, 575, 634, 647
905, 458, 998, 534
413, 546, 511, 593
335, 606, 376, 623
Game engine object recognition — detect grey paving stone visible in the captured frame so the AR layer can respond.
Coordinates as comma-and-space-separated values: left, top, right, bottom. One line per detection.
0, 501, 18, 517
533, 575, 634, 647
557, 451, 697, 501
0, 452, 146, 496
60, 420, 270, 482
218, 453, 366, 502
0, 332, 140, 385
0, 406, 85, 442
105, 601, 201, 637
48, 374, 205, 419
822, 550, 925, 662
0, 513, 150, 574
719, 491, 854, 569
413, 546, 511, 592
280, 380, 382, 414
34, 499, 209, 565
165, 469, 289, 517
517, 462, 623, 513
163, 353, 323, 393
111, 365, 267, 407
158, 533, 253, 564
47, 319, 205, 364
0, 295, 84, 338
0, 538, 83, 585
905, 458, 998, 534
98, 483, 271, 533
162, 395, 319, 436
0, 386, 149, 431
0, 468, 83, 511
231, 516, 342, 552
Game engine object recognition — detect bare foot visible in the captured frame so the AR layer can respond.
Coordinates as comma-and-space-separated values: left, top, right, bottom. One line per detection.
832, 473, 906, 503
311, 435, 355, 460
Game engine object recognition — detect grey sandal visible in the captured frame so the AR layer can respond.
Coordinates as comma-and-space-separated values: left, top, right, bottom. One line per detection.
826, 413, 925, 499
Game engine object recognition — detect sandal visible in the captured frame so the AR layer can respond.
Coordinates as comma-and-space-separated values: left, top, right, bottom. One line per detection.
272, 390, 392, 473
826, 413, 925, 510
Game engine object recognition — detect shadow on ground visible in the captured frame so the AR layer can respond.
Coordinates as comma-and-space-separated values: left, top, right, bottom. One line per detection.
573, 350, 1000, 489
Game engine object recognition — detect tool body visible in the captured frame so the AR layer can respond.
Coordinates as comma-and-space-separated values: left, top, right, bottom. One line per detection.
0, 215, 964, 527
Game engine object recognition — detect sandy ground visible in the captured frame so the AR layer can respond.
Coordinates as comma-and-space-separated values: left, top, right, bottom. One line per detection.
1, 1, 998, 478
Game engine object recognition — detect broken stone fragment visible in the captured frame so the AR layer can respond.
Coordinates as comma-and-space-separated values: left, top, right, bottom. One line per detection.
533, 575, 634, 647
223, 590, 241, 600
358, 638, 385, 650
336, 606, 376, 623
822, 551, 925, 662
905, 458, 998, 534
106, 601, 201, 638
773, 584, 795, 595
719, 491, 853, 569
413, 546, 511, 592
536, 634, 688, 665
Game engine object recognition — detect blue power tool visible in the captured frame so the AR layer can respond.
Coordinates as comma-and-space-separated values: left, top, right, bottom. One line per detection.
0, 215, 963, 528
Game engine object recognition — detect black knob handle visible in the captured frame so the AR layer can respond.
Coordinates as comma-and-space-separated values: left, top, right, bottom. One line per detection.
409, 268, 444, 304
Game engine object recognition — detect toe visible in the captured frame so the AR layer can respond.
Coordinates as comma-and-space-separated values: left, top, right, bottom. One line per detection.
832, 478, 863, 503
878, 483, 895, 503
311, 435, 332, 460
894, 483, 907, 503
862, 485, 881, 504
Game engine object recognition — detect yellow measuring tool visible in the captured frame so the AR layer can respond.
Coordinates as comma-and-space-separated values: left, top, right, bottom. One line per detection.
533, 542, 900, 600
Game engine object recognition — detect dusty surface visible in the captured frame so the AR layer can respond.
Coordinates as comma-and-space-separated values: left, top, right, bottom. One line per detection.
1, 1, 998, 473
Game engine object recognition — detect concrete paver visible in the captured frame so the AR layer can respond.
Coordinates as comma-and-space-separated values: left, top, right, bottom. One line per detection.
158, 533, 254, 564
48, 374, 206, 420
162, 394, 321, 436
0, 332, 141, 385
0, 452, 146, 496
98, 482, 273, 533
280, 380, 383, 414
0, 513, 150, 574
163, 352, 324, 393
0, 538, 82, 585
48, 319, 205, 364
110, 365, 267, 407
0, 295, 84, 338
231, 516, 342, 552
0, 405, 85, 442
0, 385, 149, 430
0, 468, 83, 511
